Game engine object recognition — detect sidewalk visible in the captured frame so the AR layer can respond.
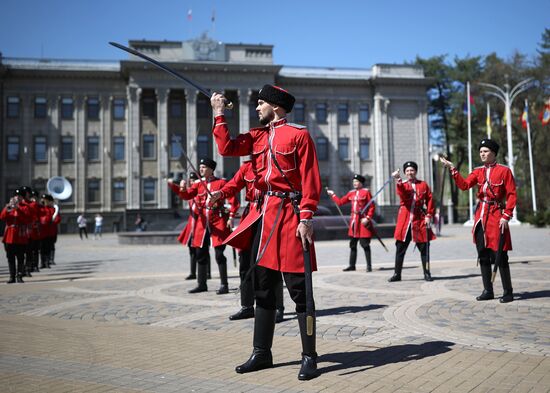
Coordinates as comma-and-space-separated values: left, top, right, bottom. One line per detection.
1, 225, 549, 392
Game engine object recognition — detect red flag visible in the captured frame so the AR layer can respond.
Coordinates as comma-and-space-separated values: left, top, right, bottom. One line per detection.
187, 9, 192, 21
540, 103, 550, 126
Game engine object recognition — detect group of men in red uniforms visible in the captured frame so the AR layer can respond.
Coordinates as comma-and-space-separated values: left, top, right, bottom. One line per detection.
1, 187, 60, 283
166, 83, 517, 381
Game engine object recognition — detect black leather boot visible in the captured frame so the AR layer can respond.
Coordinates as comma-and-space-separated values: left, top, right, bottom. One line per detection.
365, 247, 372, 272
388, 259, 403, 282
186, 248, 197, 280
297, 312, 318, 380
344, 247, 357, 271
235, 307, 276, 374
476, 263, 494, 301
50, 250, 56, 265
499, 263, 513, 303
216, 263, 229, 294
421, 256, 433, 281
16, 274, 24, 283
229, 307, 254, 320
189, 263, 208, 293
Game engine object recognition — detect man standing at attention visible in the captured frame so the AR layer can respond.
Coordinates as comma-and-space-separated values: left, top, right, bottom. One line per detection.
210, 85, 322, 380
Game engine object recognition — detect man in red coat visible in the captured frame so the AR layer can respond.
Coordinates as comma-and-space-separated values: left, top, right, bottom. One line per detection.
1, 188, 32, 283
440, 139, 516, 303
211, 84, 321, 380
177, 158, 238, 295
209, 160, 285, 323
39, 194, 61, 269
327, 174, 375, 272
168, 172, 204, 281
389, 161, 435, 282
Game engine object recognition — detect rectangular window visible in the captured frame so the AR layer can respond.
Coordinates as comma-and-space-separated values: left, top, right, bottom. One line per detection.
34, 136, 47, 162
87, 136, 100, 161
34, 97, 47, 118
316, 137, 328, 161
360, 138, 370, 160
170, 134, 183, 159
337, 104, 349, 124
113, 98, 125, 120
87, 97, 100, 120
316, 103, 327, 124
7, 96, 20, 118
359, 104, 370, 124
142, 134, 155, 159
142, 96, 156, 118
113, 179, 126, 202
113, 136, 125, 161
170, 99, 183, 118
87, 179, 100, 203
197, 96, 210, 118
338, 137, 349, 160
7, 136, 20, 161
197, 135, 209, 160
293, 103, 305, 123
61, 136, 74, 161
142, 178, 156, 202
61, 98, 74, 119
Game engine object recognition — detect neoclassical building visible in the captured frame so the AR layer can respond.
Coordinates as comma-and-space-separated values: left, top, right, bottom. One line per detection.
0, 34, 432, 231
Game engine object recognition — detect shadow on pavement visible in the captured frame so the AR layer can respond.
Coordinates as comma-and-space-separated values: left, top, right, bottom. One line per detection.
284, 305, 387, 319
317, 341, 455, 375
433, 274, 479, 281
515, 290, 550, 300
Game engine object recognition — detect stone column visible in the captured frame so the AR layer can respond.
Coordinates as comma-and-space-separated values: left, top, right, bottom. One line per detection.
237, 88, 252, 202
185, 88, 198, 172
327, 101, 339, 193
417, 98, 430, 185
101, 95, 112, 211
156, 88, 170, 208
349, 102, 360, 174
127, 86, 142, 209
75, 95, 86, 211
373, 94, 392, 205
212, 90, 226, 177
47, 95, 59, 180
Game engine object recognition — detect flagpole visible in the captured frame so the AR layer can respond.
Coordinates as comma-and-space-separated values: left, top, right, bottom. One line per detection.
525, 99, 537, 213
487, 102, 492, 138
465, 81, 474, 226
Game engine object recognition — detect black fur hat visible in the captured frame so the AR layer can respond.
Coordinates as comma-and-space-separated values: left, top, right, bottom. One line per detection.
199, 157, 217, 170
478, 138, 499, 154
258, 84, 295, 113
403, 161, 418, 172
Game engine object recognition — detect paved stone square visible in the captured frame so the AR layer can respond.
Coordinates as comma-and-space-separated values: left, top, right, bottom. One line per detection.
1, 225, 549, 392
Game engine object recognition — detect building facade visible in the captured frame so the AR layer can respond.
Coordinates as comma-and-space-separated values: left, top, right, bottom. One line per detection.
0, 34, 432, 231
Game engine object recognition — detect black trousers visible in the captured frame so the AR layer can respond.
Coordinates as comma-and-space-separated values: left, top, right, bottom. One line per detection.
474, 224, 509, 267
349, 237, 371, 266
250, 221, 311, 313
195, 231, 226, 266
4, 243, 25, 279
79, 227, 88, 239
395, 228, 427, 264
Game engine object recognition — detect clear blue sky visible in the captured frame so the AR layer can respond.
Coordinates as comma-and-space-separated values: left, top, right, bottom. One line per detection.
1, 0, 548, 68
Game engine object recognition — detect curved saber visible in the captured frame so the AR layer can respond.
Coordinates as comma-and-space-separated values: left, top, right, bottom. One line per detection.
325, 188, 349, 226
171, 134, 214, 198
109, 41, 233, 109
360, 175, 394, 216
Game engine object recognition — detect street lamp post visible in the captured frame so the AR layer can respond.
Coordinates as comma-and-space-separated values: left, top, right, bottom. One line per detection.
478, 77, 534, 225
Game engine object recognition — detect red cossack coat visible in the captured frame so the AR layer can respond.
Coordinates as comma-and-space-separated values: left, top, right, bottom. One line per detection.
168, 183, 198, 247
394, 179, 436, 243
331, 188, 375, 238
40, 206, 60, 238
220, 160, 260, 252
451, 162, 516, 251
178, 176, 238, 248
27, 201, 42, 241
1, 204, 31, 245
212, 116, 322, 273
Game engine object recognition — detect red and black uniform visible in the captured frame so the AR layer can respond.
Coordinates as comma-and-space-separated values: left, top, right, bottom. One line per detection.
25, 199, 42, 273
168, 182, 202, 280
391, 178, 435, 280
39, 205, 60, 269
213, 115, 321, 311
219, 161, 285, 319
178, 176, 238, 292
331, 188, 375, 271
1, 202, 31, 282
450, 161, 516, 300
